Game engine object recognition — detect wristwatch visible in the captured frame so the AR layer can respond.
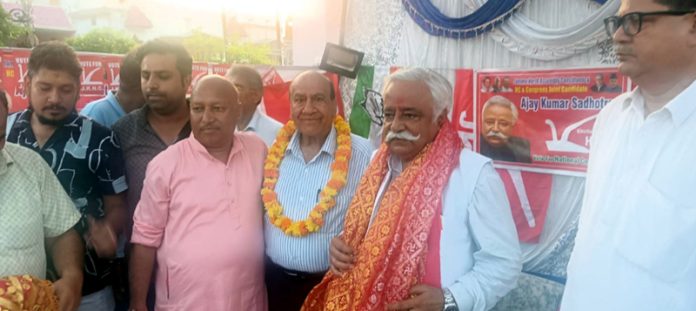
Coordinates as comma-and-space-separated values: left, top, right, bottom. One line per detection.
443, 288, 459, 311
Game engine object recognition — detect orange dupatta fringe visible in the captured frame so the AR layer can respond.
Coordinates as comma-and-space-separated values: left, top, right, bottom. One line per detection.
303, 122, 463, 311
0, 275, 59, 311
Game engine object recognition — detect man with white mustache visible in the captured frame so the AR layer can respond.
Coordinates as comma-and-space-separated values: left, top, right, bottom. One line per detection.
562, 0, 696, 310
385, 129, 420, 142
479, 95, 531, 163
304, 68, 521, 311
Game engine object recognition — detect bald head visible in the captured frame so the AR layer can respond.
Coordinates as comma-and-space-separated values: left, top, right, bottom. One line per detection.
192, 75, 238, 100
290, 71, 335, 101
225, 65, 264, 128
190, 75, 240, 153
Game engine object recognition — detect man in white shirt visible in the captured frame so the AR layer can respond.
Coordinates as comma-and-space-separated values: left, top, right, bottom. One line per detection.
225, 65, 282, 146
562, 1, 696, 310
304, 68, 521, 311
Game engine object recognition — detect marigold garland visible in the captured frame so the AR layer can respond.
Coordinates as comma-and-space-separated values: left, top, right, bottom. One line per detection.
262, 116, 352, 237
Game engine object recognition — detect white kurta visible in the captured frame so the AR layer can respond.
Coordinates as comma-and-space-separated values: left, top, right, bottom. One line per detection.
370, 149, 522, 310
562, 81, 696, 310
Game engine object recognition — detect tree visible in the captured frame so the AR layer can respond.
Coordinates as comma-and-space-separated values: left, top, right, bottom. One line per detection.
0, 6, 29, 47
67, 28, 138, 54
182, 29, 225, 63
181, 29, 277, 65
226, 42, 275, 65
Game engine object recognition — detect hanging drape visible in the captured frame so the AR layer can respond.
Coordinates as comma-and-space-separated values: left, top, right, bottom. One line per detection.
402, 0, 526, 39
488, 0, 620, 60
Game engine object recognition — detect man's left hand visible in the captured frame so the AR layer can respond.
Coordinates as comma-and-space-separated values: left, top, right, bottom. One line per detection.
86, 216, 117, 258
53, 273, 82, 311
386, 284, 444, 311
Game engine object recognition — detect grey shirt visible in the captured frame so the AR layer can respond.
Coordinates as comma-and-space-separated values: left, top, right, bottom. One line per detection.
112, 106, 191, 239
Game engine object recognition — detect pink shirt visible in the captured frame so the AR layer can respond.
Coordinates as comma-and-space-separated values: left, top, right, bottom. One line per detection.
132, 133, 268, 311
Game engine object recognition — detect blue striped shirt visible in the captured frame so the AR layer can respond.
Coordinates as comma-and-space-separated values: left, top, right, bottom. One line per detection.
264, 127, 373, 272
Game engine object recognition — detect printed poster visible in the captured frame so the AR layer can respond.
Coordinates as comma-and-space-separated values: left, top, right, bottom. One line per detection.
476, 68, 628, 176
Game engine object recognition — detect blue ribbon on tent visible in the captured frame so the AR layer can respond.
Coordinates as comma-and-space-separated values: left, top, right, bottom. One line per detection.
402, 0, 526, 39
593, 0, 608, 4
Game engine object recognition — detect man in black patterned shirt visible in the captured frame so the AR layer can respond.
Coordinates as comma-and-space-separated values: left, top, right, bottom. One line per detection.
6, 41, 128, 311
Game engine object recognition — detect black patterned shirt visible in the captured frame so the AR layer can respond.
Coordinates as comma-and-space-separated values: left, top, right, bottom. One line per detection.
7, 109, 127, 295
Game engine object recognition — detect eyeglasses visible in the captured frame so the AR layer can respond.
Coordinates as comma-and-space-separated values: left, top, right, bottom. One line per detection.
603, 10, 695, 37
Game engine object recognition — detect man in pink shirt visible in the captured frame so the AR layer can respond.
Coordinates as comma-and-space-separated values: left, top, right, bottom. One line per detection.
129, 75, 268, 310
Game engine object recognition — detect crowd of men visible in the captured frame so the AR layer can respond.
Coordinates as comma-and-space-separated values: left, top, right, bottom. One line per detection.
1, 0, 695, 310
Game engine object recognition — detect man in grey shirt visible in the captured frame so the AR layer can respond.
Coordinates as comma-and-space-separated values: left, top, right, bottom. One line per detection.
112, 39, 192, 248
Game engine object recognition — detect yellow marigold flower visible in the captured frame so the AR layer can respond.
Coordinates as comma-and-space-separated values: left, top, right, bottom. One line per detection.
262, 116, 351, 237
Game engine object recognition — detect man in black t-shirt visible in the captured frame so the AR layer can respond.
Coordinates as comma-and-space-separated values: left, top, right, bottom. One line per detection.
6, 41, 128, 311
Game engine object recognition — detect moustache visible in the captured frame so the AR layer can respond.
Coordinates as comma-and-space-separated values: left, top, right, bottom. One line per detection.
613, 45, 633, 55
145, 92, 166, 98
385, 130, 421, 142
486, 131, 508, 140
42, 105, 66, 112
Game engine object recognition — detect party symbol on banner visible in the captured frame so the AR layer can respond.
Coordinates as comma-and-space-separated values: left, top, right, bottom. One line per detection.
83, 67, 101, 85
14, 62, 28, 100
544, 114, 597, 153
360, 88, 384, 126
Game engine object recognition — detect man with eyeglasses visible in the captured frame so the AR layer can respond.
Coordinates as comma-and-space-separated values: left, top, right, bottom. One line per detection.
562, 0, 696, 310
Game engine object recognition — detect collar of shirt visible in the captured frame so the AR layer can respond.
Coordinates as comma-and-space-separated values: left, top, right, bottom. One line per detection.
134, 106, 150, 129
0, 147, 14, 175
286, 126, 337, 161
188, 133, 244, 166
244, 109, 262, 132
387, 154, 403, 177
105, 91, 126, 116
133, 105, 192, 139
622, 80, 696, 126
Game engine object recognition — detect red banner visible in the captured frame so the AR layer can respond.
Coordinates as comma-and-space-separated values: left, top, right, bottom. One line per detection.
452, 69, 475, 150
103, 55, 124, 93
0, 49, 30, 113
263, 81, 292, 124
0, 49, 123, 112
209, 63, 230, 77
189, 62, 210, 94
77, 54, 108, 109
475, 68, 628, 176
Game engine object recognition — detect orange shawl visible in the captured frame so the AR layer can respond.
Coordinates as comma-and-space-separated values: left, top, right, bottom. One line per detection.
303, 122, 463, 311
0, 275, 59, 311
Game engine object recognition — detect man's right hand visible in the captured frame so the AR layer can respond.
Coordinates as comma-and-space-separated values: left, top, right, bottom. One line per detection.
53, 272, 82, 311
128, 302, 148, 311
329, 237, 355, 276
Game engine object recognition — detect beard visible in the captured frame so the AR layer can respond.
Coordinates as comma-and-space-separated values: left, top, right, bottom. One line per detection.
29, 102, 75, 127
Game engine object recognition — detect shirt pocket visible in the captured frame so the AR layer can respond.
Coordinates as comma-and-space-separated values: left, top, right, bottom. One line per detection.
156, 265, 182, 311
612, 181, 696, 283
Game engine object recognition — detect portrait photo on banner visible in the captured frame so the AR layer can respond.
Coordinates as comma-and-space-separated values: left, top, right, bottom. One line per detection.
475, 68, 629, 176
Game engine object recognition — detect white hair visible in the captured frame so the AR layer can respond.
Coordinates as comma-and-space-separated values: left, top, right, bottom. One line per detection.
383, 67, 452, 117
482, 95, 519, 123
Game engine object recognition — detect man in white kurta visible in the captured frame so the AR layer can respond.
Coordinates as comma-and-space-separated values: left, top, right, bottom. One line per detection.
305, 68, 521, 311
562, 0, 696, 310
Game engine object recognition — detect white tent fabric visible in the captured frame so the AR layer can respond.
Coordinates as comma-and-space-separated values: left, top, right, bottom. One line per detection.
488, 0, 620, 60
343, 0, 619, 68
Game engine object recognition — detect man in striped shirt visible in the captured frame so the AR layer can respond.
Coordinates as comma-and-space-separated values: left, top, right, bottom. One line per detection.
263, 71, 373, 311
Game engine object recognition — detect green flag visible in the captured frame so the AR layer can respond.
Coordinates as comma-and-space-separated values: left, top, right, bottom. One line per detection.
349, 66, 374, 138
